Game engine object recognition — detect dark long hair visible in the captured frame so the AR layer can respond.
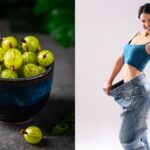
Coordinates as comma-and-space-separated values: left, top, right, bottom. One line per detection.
138, 3, 150, 18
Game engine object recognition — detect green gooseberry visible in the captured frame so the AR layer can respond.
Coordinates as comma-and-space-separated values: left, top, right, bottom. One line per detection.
21, 35, 41, 52
20, 126, 43, 144
1, 69, 18, 79
0, 47, 7, 62
22, 51, 37, 64
23, 63, 41, 77
38, 65, 46, 74
1, 36, 18, 50
4, 48, 23, 70
37, 50, 54, 67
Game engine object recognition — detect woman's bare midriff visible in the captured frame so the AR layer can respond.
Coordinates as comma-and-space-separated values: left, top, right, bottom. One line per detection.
123, 64, 142, 83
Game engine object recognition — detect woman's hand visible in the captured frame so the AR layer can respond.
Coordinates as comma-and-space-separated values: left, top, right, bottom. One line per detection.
102, 54, 124, 95
102, 82, 112, 95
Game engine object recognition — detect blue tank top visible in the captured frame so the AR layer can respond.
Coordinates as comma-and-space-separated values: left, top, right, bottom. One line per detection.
123, 43, 150, 71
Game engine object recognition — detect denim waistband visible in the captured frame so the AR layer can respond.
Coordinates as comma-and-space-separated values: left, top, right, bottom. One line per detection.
109, 73, 148, 97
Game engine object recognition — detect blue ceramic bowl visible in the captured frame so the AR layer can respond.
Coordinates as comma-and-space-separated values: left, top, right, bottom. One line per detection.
0, 63, 54, 123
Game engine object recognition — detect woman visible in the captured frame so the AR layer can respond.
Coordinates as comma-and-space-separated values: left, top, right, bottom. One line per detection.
103, 3, 150, 150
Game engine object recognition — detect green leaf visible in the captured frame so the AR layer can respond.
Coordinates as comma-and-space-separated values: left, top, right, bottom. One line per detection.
34, 0, 74, 16
50, 112, 75, 135
34, 0, 52, 15
51, 121, 69, 135
50, 23, 75, 48
44, 8, 74, 31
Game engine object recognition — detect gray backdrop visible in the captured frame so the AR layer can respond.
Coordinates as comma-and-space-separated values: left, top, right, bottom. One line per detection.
76, 0, 150, 149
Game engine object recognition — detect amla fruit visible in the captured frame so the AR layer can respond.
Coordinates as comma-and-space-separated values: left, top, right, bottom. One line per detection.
20, 126, 43, 144
0, 47, 7, 62
22, 51, 37, 64
23, 63, 41, 77
21, 35, 41, 52
1, 36, 18, 50
4, 48, 23, 70
1, 69, 17, 79
37, 50, 54, 67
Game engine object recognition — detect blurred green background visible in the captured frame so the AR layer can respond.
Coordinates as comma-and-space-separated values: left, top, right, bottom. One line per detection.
0, 0, 75, 48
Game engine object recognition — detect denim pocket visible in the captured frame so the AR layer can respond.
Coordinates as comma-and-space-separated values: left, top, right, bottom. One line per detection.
113, 86, 147, 109
126, 86, 147, 109
120, 89, 135, 100
125, 84, 150, 99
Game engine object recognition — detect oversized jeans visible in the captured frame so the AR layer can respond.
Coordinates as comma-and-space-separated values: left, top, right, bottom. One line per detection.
109, 73, 150, 150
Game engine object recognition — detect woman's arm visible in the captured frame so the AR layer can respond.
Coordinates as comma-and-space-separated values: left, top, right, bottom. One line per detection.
103, 54, 124, 95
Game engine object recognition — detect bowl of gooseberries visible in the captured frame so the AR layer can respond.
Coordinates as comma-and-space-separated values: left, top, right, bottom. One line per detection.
0, 35, 55, 123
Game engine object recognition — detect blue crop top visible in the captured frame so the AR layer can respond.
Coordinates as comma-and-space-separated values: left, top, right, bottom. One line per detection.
123, 43, 150, 71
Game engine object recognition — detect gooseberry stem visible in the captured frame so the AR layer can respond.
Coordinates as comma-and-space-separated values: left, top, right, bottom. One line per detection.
20, 129, 28, 135
9, 43, 12, 48
43, 54, 47, 59
20, 37, 26, 43
10, 66, 15, 71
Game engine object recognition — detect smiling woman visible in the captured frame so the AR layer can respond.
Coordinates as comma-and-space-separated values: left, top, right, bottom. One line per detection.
103, 3, 150, 150
76, 1, 150, 150
140, 13, 150, 36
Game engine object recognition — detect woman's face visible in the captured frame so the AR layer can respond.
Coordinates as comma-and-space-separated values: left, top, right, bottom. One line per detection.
140, 13, 150, 34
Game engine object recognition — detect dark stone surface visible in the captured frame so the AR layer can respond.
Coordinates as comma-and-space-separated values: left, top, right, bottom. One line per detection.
0, 20, 75, 149
0, 121, 75, 150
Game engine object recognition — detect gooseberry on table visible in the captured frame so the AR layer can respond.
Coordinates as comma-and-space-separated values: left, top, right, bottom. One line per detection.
20, 126, 43, 144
